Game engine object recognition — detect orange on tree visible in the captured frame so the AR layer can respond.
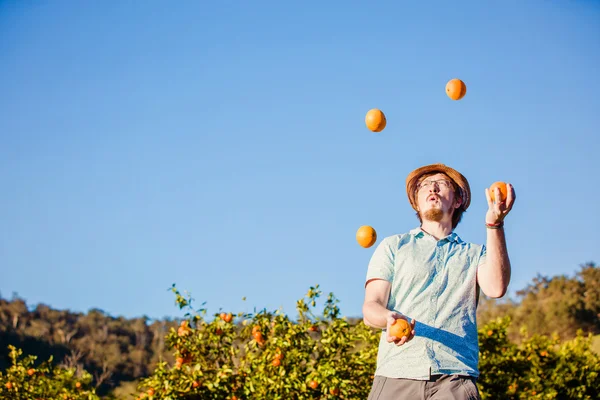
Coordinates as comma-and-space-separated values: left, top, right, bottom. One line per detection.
489, 181, 508, 203
309, 380, 319, 390
356, 225, 377, 248
219, 312, 233, 322
177, 322, 191, 337
445, 78, 467, 100
147, 388, 155, 396
177, 327, 189, 337
272, 358, 281, 367
27, 368, 35, 376
389, 318, 411, 339
365, 109, 386, 132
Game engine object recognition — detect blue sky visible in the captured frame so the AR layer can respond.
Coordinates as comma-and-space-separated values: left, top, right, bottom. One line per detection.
1, 1, 598, 322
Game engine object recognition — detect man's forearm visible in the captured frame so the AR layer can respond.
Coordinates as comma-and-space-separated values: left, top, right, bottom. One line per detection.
362, 301, 393, 329
483, 227, 512, 298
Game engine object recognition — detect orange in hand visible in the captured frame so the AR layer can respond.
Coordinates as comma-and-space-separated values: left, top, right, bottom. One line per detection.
356, 225, 377, 248
489, 182, 508, 203
446, 78, 467, 100
389, 318, 411, 339
365, 109, 386, 132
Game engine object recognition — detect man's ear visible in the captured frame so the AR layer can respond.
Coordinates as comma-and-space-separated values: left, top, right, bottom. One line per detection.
454, 195, 463, 209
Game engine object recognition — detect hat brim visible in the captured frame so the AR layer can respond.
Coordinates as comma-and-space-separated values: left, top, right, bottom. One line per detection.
405, 163, 471, 211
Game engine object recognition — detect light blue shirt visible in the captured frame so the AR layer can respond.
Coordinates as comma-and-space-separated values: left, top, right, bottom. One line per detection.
365, 227, 486, 380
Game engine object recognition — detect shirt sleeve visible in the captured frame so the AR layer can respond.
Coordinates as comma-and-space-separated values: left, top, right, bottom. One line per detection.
365, 236, 396, 284
477, 244, 487, 267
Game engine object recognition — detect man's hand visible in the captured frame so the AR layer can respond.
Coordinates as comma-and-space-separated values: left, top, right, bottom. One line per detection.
485, 183, 516, 224
386, 313, 416, 346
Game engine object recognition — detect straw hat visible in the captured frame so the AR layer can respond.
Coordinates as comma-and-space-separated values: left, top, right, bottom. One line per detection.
405, 163, 471, 211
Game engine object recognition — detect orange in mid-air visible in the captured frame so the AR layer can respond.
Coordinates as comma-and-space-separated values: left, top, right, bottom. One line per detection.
445, 78, 467, 100
389, 318, 411, 339
356, 225, 377, 248
365, 109, 386, 132
489, 181, 508, 203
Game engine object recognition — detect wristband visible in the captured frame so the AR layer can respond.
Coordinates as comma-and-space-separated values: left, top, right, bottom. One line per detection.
485, 222, 504, 229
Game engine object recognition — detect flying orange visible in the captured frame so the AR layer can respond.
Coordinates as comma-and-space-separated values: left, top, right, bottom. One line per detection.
356, 225, 377, 248
446, 79, 467, 100
365, 109, 386, 132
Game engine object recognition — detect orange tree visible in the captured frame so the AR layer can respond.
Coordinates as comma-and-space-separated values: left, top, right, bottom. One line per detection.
478, 316, 600, 399
0, 345, 100, 400
135, 285, 600, 400
136, 285, 379, 399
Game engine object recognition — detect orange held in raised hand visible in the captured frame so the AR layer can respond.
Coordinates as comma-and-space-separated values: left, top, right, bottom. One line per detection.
389, 318, 411, 339
489, 181, 508, 203
365, 109, 386, 132
445, 78, 467, 100
356, 225, 377, 248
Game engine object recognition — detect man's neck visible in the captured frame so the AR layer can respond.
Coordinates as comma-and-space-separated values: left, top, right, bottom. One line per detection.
420, 220, 453, 241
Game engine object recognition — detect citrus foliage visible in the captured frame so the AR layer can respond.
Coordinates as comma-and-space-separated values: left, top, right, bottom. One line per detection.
133, 286, 600, 400
479, 316, 600, 399
135, 285, 379, 399
0, 345, 100, 400
2, 285, 599, 399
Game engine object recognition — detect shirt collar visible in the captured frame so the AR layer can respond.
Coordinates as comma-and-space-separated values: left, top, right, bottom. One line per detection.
409, 227, 462, 243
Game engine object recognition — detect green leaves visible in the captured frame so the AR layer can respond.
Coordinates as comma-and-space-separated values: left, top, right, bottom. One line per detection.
477, 317, 600, 399
4, 282, 598, 399
137, 284, 380, 399
0, 345, 100, 400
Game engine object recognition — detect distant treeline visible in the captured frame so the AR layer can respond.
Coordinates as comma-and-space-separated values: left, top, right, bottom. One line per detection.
1, 262, 598, 398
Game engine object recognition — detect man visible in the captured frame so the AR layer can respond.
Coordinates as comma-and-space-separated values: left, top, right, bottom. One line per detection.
363, 163, 515, 400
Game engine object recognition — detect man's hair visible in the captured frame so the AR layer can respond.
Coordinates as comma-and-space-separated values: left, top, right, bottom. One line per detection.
414, 172, 466, 229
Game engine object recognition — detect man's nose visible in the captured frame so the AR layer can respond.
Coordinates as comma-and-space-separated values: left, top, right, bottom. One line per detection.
429, 184, 440, 193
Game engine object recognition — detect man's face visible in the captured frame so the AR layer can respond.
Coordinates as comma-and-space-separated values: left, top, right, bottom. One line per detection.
415, 173, 462, 222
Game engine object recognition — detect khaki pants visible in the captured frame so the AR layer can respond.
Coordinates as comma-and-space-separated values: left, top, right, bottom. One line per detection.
367, 374, 481, 400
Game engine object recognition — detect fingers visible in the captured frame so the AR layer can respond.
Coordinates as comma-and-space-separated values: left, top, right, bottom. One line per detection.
394, 330, 415, 346
505, 183, 516, 210
396, 336, 409, 345
484, 188, 492, 208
